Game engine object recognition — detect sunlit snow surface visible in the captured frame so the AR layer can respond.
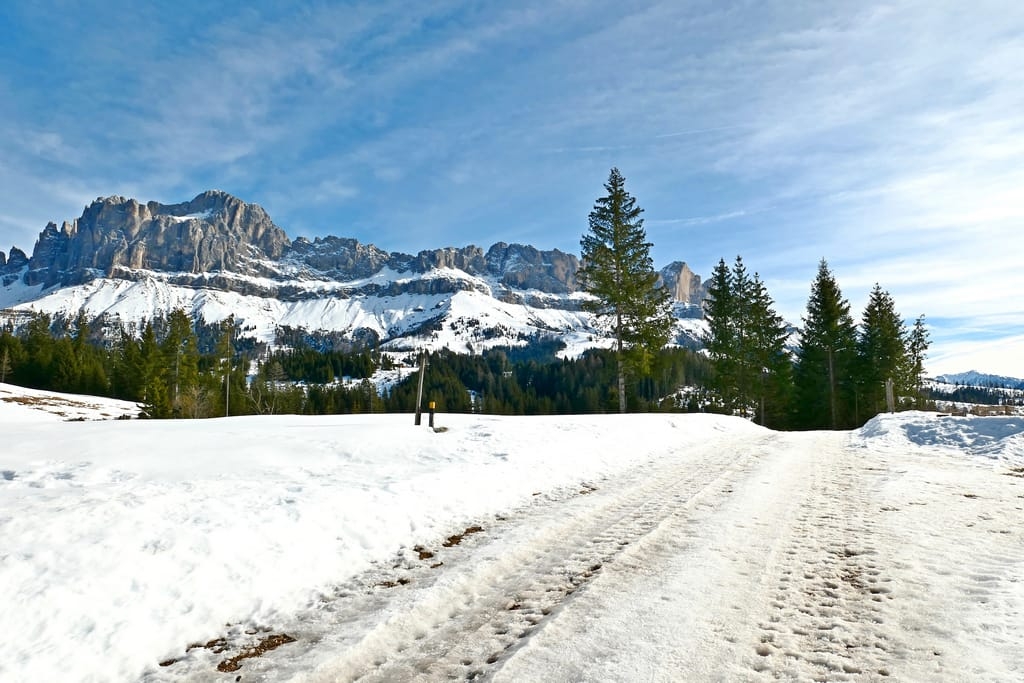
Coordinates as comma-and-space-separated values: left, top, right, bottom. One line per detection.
1, 386, 1022, 682
0, 272, 708, 359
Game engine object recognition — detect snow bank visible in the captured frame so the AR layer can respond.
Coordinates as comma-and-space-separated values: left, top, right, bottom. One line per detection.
855, 410, 1024, 463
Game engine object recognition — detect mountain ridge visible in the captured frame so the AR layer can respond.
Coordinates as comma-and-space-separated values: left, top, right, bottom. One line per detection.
933, 371, 1024, 390
0, 191, 708, 355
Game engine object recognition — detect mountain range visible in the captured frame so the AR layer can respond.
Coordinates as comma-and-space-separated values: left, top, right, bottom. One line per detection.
0, 191, 708, 355
933, 371, 1024, 391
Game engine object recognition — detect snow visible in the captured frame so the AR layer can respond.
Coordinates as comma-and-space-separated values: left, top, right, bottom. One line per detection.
934, 370, 1024, 389
2, 388, 1022, 682
0, 382, 140, 421
0, 272, 598, 356
165, 210, 215, 223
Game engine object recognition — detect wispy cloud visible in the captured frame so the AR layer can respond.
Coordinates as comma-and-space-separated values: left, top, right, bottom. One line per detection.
649, 210, 752, 227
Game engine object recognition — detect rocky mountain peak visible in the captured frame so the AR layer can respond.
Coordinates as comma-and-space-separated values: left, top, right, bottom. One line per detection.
21, 191, 290, 288
659, 261, 707, 305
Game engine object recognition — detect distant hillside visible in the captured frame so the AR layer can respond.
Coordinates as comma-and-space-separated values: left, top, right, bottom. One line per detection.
934, 371, 1024, 390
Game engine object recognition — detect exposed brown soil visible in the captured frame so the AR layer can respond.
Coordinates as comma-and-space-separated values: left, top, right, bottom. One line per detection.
442, 525, 484, 547
217, 634, 296, 673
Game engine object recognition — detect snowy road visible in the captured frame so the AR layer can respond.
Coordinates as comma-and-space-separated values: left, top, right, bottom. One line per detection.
3, 390, 1022, 682
147, 424, 1022, 682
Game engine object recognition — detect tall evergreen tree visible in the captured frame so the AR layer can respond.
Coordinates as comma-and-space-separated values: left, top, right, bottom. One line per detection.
703, 258, 738, 410
703, 257, 791, 424
905, 315, 930, 408
211, 315, 244, 417
745, 272, 793, 427
729, 256, 754, 413
110, 327, 144, 400
794, 260, 858, 429
22, 313, 55, 388
856, 284, 908, 416
578, 168, 674, 412
140, 322, 172, 418
162, 308, 200, 417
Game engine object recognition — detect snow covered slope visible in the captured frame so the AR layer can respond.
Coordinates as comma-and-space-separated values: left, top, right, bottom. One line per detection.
934, 370, 1024, 389
0, 266, 707, 356
0, 382, 140, 421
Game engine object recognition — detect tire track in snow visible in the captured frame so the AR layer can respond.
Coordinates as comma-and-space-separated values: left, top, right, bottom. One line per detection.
241, 431, 778, 682
491, 428, 834, 681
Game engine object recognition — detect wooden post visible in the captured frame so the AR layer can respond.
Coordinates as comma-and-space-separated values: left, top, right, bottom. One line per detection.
224, 358, 230, 418
414, 351, 427, 425
885, 377, 895, 413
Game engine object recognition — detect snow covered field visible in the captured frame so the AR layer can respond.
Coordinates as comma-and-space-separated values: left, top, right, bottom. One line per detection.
2, 384, 1022, 682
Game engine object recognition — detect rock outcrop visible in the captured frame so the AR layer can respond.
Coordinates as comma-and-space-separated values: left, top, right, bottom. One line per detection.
284, 236, 392, 279
22, 191, 289, 287
659, 261, 707, 305
484, 242, 578, 294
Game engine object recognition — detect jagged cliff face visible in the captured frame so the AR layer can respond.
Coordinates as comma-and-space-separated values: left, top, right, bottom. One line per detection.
20, 191, 289, 288
659, 261, 707, 305
280, 239, 580, 296
485, 242, 578, 294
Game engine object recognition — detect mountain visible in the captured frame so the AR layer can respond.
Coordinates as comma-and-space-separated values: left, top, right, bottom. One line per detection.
0, 191, 709, 355
933, 371, 1024, 390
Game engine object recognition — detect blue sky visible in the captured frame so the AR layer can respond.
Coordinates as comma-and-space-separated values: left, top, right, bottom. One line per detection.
2, 1, 1023, 377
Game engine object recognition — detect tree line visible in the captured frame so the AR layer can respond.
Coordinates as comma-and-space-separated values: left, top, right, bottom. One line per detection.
703, 256, 930, 429
574, 168, 933, 429
0, 310, 709, 417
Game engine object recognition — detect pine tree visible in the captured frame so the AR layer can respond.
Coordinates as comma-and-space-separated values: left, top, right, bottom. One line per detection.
703, 258, 739, 411
22, 313, 55, 389
905, 315, 930, 408
729, 256, 754, 414
0, 345, 11, 384
162, 308, 200, 417
746, 272, 793, 427
140, 322, 172, 418
793, 260, 858, 429
703, 257, 791, 424
579, 168, 674, 413
212, 315, 238, 417
110, 327, 144, 401
856, 284, 908, 416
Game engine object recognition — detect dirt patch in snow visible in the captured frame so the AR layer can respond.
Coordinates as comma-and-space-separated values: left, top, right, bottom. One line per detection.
442, 525, 484, 547
217, 633, 296, 673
